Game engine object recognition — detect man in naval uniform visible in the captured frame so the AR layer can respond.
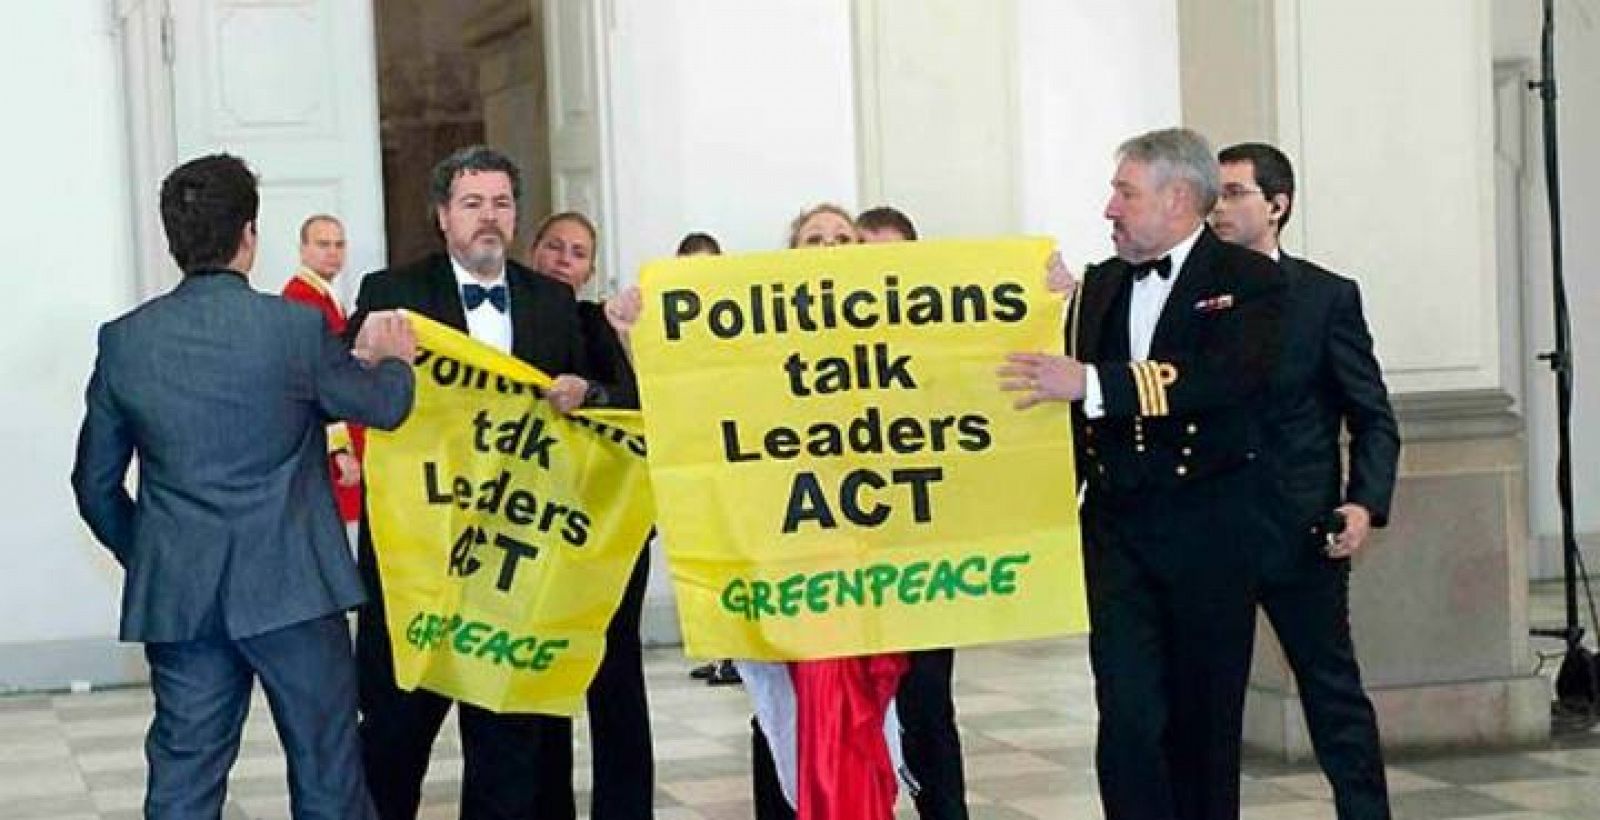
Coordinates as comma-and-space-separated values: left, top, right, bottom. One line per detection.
1002, 127, 1285, 820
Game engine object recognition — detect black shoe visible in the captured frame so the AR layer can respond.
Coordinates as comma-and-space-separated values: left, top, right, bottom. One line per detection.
706, 659, 742, 686
689, 661, 717, 680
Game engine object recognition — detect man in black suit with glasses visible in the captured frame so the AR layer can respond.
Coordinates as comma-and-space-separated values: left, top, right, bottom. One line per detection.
1210, 141, 1400, 820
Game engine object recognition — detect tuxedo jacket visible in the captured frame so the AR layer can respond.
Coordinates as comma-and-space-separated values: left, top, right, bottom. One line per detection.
1262, 253, 1399, 533
72, 270, 414, 642
350, 253, 585, 377
347, 253, 605, 603
578, 300, 640, 410
1068, 227, 1286, 495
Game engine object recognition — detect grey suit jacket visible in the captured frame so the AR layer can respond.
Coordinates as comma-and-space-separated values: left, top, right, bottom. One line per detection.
71, 270, 415, 643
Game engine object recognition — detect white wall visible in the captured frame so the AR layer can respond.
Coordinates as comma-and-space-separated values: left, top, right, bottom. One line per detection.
607, 0, 1185, 276
1492, 0, 1600, 569
1016, 0, 1183, 269
1177, 0, 1276, 149
606, 0, 859, 283
0, 5, 135, 661
604, 0, 859, 638
854, 0, 1021, 238
1276, 0, 1501, 395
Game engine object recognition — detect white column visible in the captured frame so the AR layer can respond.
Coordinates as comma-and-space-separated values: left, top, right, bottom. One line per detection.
605, 0, 859, 641
0, 2, 145, 687
853, 0, 1021, 237
1016, 0, 1182, 267
1279, 0, 1501, 394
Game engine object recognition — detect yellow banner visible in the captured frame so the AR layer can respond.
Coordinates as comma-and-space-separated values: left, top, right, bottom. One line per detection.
365, 315, 654, 715
633, 238, 1087, 661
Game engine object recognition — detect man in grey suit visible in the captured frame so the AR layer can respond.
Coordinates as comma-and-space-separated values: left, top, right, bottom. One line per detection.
71, 154, 417, 819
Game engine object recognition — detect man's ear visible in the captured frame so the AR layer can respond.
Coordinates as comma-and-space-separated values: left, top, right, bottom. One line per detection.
1268, 194, 1290, 223
1165, 182, 1191, 219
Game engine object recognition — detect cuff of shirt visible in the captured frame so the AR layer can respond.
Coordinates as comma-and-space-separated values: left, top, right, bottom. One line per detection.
1083, 365, 1105, 419
327, 422, 352, 454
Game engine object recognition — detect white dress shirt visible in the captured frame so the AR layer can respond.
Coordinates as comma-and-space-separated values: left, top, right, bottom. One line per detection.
1082, 224, 1204, 418
451, 258, 513, 354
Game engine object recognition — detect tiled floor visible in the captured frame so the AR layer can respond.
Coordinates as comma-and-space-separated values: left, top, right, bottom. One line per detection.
2, 586, 1597, 819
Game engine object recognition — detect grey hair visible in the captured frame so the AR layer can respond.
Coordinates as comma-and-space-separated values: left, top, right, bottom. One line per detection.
428, 145, 523, 212
1116, 128, 1219, 216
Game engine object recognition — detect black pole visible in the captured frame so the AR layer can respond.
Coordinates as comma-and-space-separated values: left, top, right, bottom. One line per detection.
1528, 0, 1598, 719
1537, 0, 1578, 650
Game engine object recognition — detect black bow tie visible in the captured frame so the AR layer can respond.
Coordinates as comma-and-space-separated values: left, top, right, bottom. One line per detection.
1129, 256, 1173, 282
462, 283, 508, 313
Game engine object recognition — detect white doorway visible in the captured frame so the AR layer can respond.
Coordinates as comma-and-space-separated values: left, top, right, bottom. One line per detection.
118, 0, 617, 302
117, 0, 388, 303
369, 0, 617, 294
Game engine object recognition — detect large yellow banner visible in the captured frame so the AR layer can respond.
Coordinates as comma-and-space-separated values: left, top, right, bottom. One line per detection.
633, 238, 1087, 661
365, 315, 654, 715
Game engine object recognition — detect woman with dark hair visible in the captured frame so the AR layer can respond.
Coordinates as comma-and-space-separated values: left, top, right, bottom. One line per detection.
854, 205, 920, 243
526, 211, 654, 820
666, 231, 747, 688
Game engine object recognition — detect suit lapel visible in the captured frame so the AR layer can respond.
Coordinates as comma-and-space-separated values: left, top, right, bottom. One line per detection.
1148, 228, 1222, 360
507, 264, 557, 369
426, 256, 469, 333
1272, 252, 1322, 379
1074, 261, 1130, 362
1277, 251, 1306, 286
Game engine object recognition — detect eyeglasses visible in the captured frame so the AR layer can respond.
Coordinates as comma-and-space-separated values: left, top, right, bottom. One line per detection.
1218, 186, 1265, 202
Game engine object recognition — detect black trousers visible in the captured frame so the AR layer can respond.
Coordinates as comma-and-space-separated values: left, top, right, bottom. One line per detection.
897, 648, 968, 820
575, 546, 654, 820
1083, 467, 1270, 820
752, 716, 795, 820
1259, 542, 1389, 820
356, 538, 653, 819
356, 595, 574, 820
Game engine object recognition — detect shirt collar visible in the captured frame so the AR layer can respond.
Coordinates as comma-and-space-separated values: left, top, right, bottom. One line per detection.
1160, 223, 1204, 280
451, 257, 507, 290
1125, 223, 1203, 280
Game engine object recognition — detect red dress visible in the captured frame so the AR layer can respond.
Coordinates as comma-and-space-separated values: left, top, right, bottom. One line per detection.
281, 269, 364, 522
792, 653, 908, 820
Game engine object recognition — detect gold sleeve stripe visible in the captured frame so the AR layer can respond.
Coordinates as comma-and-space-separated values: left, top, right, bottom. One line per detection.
1127, 362, 1145, 416
1130, 361, 1155, 417
1146, 362, 1168, 417
1131, 361, 1172, 417
1152, 363, 1169, 416
1153, 362, 1178, 417
1142, 361, 1163, 417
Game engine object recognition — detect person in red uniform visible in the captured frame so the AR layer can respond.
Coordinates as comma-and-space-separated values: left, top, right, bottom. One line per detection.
280, 214, 363, 523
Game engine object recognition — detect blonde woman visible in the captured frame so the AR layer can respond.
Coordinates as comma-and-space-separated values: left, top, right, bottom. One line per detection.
607, 204, 909, 820
526, 210, 655, 820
